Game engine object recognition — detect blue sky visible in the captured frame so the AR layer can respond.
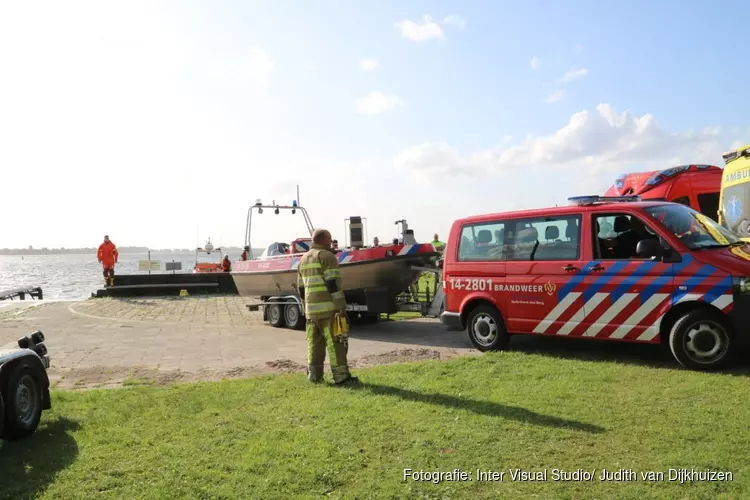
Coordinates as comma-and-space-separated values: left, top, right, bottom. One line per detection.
1, 1, 748, 249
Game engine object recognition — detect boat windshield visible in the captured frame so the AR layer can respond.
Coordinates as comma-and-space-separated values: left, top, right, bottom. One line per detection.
644, 203, 742, 249
261, 242, 289, 258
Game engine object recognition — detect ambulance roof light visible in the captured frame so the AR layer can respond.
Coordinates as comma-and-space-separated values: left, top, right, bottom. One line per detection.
568, 195, 642, 206
723, 147, 750, 165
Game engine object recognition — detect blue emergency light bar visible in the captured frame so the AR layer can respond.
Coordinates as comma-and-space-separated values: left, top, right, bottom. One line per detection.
568, 195, 642, 206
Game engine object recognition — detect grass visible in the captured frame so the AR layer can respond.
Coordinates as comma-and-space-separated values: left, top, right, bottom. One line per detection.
3, 349, 750, 499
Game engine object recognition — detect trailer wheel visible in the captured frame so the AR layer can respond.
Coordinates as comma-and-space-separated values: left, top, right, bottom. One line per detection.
284, 303, 305, 330
268, 303, 286, 328
466, 305, 509, 352
669, 309, 734, 370
2, 364, 43, 440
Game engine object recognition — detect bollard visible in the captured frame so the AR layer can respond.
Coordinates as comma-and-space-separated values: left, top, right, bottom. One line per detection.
179, 289, 189, 297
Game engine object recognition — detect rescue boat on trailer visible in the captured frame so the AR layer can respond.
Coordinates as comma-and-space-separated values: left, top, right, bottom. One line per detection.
230, 198, 440, 328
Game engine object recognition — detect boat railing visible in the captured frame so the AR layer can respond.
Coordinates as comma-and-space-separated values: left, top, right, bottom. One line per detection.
245, 200, 314, 260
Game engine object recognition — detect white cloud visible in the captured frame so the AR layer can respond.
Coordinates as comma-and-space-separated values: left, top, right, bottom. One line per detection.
395, 15, 445, 42
395, 103, 727, 188
443, 15, 466, 29
546, 90, 565, 103
356, 91, 402, 115
530, 56, 540, 69
236, 48, 274, 87
304, 64, 316, 72
558, 67, 588, 83
360, 59, 379, 72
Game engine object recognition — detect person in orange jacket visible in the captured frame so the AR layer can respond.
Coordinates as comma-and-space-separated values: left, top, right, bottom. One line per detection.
97, 235, 119, 287
222, 254, 231, 272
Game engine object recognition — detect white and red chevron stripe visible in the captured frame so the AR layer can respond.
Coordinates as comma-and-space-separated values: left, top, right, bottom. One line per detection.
532, 289, 733, 344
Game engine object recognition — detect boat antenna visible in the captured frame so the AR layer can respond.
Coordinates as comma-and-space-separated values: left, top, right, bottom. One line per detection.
297, 184, 300, 206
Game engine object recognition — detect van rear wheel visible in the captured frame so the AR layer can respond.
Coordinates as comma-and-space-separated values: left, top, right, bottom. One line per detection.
669, 310, 734, 370
466, 305, 509, 351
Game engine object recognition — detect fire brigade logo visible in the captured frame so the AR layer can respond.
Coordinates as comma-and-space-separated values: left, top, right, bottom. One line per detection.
544, 281, 556, 295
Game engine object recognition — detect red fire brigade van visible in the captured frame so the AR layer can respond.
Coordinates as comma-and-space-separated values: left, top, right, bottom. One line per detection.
604, 164, 721, 221
440, 195, 750, 371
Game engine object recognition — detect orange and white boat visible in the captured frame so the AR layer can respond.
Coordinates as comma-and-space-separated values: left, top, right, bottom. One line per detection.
193, 238, 224, 273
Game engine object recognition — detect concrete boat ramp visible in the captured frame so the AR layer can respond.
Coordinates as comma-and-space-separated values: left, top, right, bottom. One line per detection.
0, 297, 477, 390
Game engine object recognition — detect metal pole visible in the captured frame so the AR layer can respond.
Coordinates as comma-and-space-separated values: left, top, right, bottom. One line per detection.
297, 184, 300, 206
148, 250, 151, 275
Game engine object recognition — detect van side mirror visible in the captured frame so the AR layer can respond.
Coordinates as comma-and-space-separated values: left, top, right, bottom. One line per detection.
636, 239, 663, 259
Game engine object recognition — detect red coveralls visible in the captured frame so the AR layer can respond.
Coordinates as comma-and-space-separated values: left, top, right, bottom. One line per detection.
97, 241, 119, 286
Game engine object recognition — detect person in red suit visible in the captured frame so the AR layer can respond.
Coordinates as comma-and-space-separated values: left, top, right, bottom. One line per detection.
97, 235, 119, 287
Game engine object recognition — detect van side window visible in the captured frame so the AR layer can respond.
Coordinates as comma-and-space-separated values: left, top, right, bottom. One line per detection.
457, 222, 505, 261
506, 215, 581, 261
697, 192, 719, 221
593, 213, 658, 259
672, 196, 690, 207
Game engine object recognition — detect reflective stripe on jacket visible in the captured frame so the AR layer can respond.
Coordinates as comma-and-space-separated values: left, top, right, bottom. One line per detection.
297, 243, 346, 319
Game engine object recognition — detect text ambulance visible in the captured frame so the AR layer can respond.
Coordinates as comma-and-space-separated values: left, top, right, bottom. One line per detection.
440, 195, 750, 371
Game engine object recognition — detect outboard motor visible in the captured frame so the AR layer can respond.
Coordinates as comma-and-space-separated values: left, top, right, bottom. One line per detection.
403, 229, 417, 245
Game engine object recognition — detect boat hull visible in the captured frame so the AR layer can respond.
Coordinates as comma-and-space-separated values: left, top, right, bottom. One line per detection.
231, 244, 438, 298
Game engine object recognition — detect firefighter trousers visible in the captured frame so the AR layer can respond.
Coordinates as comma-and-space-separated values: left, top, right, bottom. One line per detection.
306, 316, 350, 383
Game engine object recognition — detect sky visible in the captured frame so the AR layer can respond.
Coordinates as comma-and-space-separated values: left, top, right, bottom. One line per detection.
1, 0, 749, 250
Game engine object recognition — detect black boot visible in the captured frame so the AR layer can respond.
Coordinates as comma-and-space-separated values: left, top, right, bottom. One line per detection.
334, 375, 361, 386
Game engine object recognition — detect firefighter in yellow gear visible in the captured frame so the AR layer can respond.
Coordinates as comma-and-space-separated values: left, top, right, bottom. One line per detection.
297, 228, 359, 385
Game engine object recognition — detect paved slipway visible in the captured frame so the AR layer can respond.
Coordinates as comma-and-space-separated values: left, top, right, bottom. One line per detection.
0, 297, 477, 390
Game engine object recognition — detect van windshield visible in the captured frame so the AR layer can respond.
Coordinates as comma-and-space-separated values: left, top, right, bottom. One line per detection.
644, 203, 742, 249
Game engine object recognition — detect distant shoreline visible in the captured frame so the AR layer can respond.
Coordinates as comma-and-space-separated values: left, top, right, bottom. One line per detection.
0, 247, 253, 256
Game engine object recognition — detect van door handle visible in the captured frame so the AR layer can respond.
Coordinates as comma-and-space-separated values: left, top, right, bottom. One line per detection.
563, 264, 578, 272
588, 264, 605, 272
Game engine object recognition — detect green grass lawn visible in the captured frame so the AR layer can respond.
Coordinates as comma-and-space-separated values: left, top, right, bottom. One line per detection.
3, 349, 750, 499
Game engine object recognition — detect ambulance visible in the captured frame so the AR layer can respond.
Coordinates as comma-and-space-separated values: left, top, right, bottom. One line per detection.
604, 164, 722, 221
718, 144, 750, 240
440, 195, 750, 371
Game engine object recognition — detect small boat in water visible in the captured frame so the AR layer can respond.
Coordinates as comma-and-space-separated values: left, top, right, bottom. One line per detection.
193, 238, 224, 273
231, 199, 439, 307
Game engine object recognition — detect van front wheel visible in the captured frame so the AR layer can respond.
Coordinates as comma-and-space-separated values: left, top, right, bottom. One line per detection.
669, 310, 734, 370
466, 305, 509, 351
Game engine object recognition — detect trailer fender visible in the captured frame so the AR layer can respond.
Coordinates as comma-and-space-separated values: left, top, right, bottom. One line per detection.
0, 353, 51, 410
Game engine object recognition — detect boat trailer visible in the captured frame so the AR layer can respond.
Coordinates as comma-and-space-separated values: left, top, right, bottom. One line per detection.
245, 266, 445, 330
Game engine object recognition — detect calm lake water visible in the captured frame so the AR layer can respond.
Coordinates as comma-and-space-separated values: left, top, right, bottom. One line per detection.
0, 251, 223, 300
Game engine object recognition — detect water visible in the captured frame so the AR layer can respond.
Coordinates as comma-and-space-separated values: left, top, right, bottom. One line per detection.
0, 251, 214, 300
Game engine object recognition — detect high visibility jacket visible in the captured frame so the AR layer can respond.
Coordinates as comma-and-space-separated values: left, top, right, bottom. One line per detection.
431, 240, 445, 252
297, 243, 346, 319
97, 241, 119, 268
